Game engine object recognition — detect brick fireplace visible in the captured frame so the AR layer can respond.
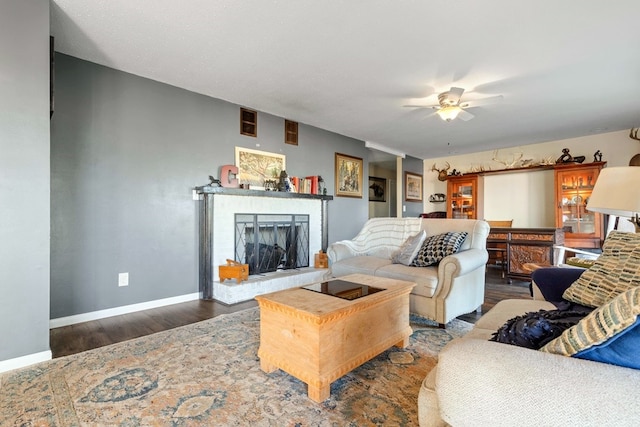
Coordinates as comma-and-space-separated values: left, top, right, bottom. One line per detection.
196, 186, 332, 304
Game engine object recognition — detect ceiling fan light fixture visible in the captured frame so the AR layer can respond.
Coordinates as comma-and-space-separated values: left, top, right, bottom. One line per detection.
437, 106, 461, 122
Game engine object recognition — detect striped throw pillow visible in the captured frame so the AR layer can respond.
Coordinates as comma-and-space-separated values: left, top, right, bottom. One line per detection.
562, 231, 640, 308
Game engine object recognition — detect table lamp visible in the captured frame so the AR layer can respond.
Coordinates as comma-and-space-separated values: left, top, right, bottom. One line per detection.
586, 166, 640, 232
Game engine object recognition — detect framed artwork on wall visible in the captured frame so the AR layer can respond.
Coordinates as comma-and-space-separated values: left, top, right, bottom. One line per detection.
235, 147, 285, 189
335, 153, 363, 198
405, 171, 423, 202
368, 176, 386, 202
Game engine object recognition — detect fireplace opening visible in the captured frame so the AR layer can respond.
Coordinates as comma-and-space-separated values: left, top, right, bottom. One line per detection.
235, 214, 310, 275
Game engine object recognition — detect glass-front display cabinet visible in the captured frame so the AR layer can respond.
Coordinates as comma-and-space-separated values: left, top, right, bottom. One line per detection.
554, 161, 607, 248
447, 175, 480, 219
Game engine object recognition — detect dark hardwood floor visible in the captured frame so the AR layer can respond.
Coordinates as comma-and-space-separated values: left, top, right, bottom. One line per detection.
49, 266, 531, 359
457, 266, 531, 323
49, 299, 258, 358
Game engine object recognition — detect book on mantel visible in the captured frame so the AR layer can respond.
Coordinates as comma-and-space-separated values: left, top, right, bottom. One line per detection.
293, 175, 319, 194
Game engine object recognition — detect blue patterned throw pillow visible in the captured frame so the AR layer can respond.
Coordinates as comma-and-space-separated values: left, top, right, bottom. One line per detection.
410, 232, 468, 267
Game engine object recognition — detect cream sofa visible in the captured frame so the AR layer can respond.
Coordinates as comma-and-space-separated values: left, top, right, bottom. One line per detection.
418, 280, 640, 426
327, 218, 489, 326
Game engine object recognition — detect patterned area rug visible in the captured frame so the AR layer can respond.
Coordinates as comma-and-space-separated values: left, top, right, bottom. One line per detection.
1, 308, 471, 426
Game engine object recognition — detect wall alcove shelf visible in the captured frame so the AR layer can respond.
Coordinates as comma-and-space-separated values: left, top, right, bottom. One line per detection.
428, 194, 447, 203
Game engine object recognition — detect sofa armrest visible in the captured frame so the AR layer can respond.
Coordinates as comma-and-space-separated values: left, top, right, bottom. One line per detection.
436, 338, 640, 426
438, 248, 488, 277
327, 242, 358, 264
530, 267, 584, 302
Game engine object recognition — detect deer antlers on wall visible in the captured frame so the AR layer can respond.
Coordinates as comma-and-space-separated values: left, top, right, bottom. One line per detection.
492, 150, 526, 169
431, 162, 450, 181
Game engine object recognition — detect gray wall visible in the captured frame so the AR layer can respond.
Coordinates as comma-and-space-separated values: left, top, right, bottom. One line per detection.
51, 54, 369, 318
402, 155, 424, 217
0, 1, 51, 362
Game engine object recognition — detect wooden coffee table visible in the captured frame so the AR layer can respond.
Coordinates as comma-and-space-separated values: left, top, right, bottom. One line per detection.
255, 273, 415, 402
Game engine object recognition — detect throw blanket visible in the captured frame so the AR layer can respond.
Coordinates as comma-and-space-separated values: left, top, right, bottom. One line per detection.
490, 309, 589, 349
333, 218, 423, 256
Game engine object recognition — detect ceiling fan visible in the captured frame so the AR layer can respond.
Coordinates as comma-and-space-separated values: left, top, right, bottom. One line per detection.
405, 87, 503, 122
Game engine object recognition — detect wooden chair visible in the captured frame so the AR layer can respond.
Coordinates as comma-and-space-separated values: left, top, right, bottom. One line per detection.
553, 245, 600, 268
523, 245, 600, 273
487, 220, 514, 228
486, 220, 513, 278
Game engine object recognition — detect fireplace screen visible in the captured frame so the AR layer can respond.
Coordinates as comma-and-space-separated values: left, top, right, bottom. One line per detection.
235, 214, 310, 275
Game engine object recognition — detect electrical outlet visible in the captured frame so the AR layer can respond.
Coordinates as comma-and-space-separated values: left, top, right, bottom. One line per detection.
118, 272, 129, 287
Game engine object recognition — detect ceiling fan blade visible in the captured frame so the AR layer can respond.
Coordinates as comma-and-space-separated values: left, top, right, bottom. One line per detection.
422, 110, 439, 121
461, 95, 504, 108
447, 87, 465, 105
458, 109, 475, 121
403, 104, 439, 109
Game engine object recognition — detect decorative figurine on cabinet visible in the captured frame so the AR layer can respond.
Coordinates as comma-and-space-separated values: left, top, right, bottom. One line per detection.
556, 148, 585, 164
593, 150, 603, 162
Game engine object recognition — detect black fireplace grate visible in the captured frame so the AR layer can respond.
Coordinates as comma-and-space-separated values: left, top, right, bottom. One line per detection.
235, 214, 309, 275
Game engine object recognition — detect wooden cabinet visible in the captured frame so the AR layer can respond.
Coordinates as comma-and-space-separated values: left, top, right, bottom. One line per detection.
488, 228, 565, 282
554, 162, 606, 248
447, 175, 481, 219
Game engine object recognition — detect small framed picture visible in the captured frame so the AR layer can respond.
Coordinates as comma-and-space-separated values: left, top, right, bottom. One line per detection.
405, 172, 423, 202
335, 153, 363, 198
368, 176, 386, 202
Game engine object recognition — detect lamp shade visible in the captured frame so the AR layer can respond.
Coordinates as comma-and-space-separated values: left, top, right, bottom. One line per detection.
587, 167, 640, 217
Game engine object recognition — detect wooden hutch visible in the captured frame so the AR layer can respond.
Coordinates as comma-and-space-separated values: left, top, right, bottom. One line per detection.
554, 161, 607, 248
447, 174, 482, 220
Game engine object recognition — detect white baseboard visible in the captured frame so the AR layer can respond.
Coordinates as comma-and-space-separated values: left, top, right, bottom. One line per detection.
49, 292, 200, 329
0, 350, 52, 374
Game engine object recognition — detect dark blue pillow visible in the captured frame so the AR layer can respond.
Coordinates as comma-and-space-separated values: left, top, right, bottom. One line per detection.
574, 316, 640, 369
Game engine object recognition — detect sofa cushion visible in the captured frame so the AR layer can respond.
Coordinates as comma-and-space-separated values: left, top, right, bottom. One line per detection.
330, 256, 392, 277
541, 285, 640, 369
410, 232, 468, 267
391, 230, 427, 265
563, 231, 640, 308
474, 299, 556, 331
375, 264, 438, 297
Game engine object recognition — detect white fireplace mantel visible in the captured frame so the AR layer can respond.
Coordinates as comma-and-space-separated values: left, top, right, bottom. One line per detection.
196, 186, 332, 303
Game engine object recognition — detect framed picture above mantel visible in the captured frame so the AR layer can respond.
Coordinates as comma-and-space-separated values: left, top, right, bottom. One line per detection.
235, 147, 285, 189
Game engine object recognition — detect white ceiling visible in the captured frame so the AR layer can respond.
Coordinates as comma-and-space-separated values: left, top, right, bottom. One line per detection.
50, 0, 640, 159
